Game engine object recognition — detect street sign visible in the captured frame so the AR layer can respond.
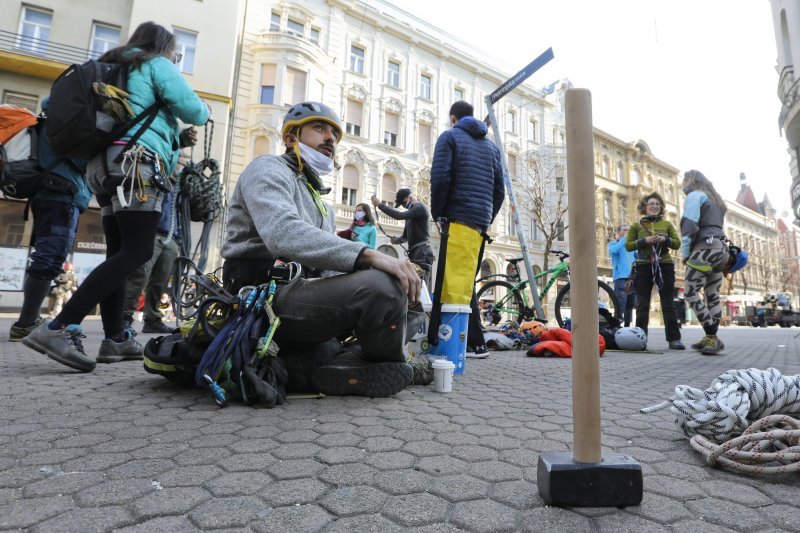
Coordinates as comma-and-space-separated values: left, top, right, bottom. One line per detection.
488, 47, 554, 104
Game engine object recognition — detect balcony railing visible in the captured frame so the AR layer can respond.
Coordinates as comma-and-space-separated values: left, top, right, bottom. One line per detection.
0, 29, 97, 67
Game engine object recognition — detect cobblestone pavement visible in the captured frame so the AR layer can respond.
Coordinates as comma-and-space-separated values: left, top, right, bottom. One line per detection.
2, 318, 800, 532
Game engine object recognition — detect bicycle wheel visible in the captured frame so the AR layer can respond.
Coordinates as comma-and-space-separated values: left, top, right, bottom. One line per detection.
476, 280, 528, 327
554, 280, 620, 328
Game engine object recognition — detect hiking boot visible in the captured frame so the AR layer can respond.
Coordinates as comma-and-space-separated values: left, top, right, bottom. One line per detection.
411, 357, 434, 385
691, 336, 711, 351
700, 336, 724, 356
97, 330, 144, 363
310, 352, 413, 398
668, 340, 685, 350
22, 322, 95, 372
9, 317, 44, 342
466, 344, 489, 359
142, 319, 174, 334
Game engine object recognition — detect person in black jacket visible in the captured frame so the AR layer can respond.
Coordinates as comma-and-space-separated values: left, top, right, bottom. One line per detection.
371, 188, 434, 287
430, 100, 505, 358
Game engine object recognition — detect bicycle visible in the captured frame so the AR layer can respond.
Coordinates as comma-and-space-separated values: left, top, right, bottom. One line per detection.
475, 250, 620, 328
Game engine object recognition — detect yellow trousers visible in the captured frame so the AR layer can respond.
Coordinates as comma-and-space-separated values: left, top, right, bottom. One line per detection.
440, 222, 482, 305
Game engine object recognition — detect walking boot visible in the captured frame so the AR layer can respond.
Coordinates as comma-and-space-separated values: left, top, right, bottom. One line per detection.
22, 322, 95, 372
690, 336, 710, 351
97, 330, 144, 363
310, 352, 413, 397
9, 317, 44, 342
700, 336, 724, 356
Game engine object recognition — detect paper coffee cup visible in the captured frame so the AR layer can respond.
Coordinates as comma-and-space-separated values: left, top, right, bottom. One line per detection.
432, 358, 455, 393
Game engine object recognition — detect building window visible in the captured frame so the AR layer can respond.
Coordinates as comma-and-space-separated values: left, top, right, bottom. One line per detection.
604, 193, 612, 219
507, 210, 517, 236
619, 198, 627, 225
285, 67, 307, 106
555, 167, 565, 191
350, 45, 365, 74
528, 120, 537, 142
632, 167, 641, 185
601, 157, 610, 178
556, 221, 565, 241
287, 18, 304, 37
507, 153, 517, 178
345, 99, 363, 136
269, 12, 281, 32
310, 27, 320, 45
419, 74, 431, 99
381, 174, 397, 205
253, 136, 270, 157
173, 28, 197, 74
260, 64, 275, 104
89, 23, 120, 59
418, 123, 431, 155
387, 60, 400, 88
384, 112, 399, 147
454, 88, 464, 101
17, 7, 52, 54
342, 165, 359, 206
616, 162, 624, 183
2, 91, 38, 112
506, 111, 516, 133
531, 219, 541, 241
667, 184, 675, 203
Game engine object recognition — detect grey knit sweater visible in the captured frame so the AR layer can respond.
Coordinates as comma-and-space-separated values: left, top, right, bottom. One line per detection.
221, 155, 365, 275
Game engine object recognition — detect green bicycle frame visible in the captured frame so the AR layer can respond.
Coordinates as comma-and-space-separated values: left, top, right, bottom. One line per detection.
495, 260, 570, 317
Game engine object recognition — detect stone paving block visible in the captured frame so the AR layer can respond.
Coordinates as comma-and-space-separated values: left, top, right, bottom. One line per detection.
516, 507, 592, 532
315, 432, 363, 448
429, 474, 489, 502
317, 446, 368, 465
498, 448, 540, 468
365, 451, 417, 470
227, 438, 279, 454
479, 435, 521, 451
758, 482, 800, 505
685, 497, 771, 531
353, 424, 395, 438
188, 495, 266, 529
52, 433, 111, 448
401, 440, 451, 457
318, 463, 379, 487
250, 503, 333, 532
469, 460, 523, 482
320, 485, 388, 516
188, 433, 240, 448
262, 478, 329, 507
415, 455, 469, 476
450, 499, 517, 532
0, 495, 74, 529
30, 506, 133, 532
757, 503, 800, 530
107, 458, 176, 480
316, 422, 358, 434
651, 461, 713, 482
22, 471, 105, 497
266, 459, 326, 480
433, 432, 480, 446
74, 478, 155, 506
645, 474, 707, 501
19, 447, 87, 466
204, 471, 271, 496
522, 439, 569, 453
218, 452, 276, 472
360, 436, 404, 452
698, 479, 773, 507
381, 492, 450, 527
130, 486, 211, 520
128, 443, 187, 460
372, 468, 432, 495
668, 519, 737, 532
0, 466, 50, 488
489, 479, 540, 509
624, 492, 691, 524
276, 429, 320, 444
158, 465, 222, 487
0, 487, 19, 504
450, 444, 499, 462
593, 512, 670, 532
90, 438, 149, 454
325, 513, 403, 533
115, 515, 197, 532
172, 446, 232, 466
270, 442, 322, 460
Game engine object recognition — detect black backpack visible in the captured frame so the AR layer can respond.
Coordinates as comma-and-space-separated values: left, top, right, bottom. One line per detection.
46, 60, 161, 160
0, 116, 76, 201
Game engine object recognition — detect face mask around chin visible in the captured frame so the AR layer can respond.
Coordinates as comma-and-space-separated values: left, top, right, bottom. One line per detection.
297, 142, 334, 175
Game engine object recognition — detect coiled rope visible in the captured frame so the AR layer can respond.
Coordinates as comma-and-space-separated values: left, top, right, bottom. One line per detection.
641, 368, 800, 473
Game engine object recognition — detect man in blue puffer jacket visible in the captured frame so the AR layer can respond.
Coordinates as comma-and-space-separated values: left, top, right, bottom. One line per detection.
9, 97, 92, 341
430, 101, 505, 358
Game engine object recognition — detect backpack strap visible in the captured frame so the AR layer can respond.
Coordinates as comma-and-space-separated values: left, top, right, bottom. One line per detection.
111, 100, 163, 164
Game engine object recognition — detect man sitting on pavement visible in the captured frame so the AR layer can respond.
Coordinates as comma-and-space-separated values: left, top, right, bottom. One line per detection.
221, 101, 421, 398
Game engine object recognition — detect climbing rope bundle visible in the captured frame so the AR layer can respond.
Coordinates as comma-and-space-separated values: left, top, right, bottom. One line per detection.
641, 368, 800, 474
179, 120, 222, 223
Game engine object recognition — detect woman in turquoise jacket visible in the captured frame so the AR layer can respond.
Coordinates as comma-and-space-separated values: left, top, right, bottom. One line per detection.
351, 203, 377, 249
24, 22, 210, 372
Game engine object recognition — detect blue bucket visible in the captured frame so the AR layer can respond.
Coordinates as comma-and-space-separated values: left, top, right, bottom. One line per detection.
427, 304, 471, 375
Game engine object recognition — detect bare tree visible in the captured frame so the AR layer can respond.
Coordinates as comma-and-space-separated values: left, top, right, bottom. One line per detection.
515, 146, 569, 272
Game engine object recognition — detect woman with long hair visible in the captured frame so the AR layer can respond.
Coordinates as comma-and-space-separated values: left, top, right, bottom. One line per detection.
625, 191, 684, 350
680, 169, 729, 355
24, 21, 210, 372
351, 202, 377, 249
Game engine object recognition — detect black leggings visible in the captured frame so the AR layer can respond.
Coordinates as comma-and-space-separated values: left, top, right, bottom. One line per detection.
58, 210, 160, 338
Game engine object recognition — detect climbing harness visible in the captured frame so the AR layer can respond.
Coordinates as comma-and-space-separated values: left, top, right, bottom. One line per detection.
641, 368, 800, 474
117, 144, 165, 208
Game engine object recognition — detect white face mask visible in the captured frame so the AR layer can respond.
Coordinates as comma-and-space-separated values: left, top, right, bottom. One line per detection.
298, 142, 334, 176
355, 211, 366, 221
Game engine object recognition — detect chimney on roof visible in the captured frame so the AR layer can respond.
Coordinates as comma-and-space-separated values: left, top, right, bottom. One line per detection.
739, 172, 747, 191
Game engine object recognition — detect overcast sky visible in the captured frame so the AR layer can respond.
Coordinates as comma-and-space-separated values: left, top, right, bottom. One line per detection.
387, 0, 792, 217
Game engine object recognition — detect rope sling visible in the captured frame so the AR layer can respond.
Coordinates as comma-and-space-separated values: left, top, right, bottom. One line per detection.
641, 368, 800, 474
